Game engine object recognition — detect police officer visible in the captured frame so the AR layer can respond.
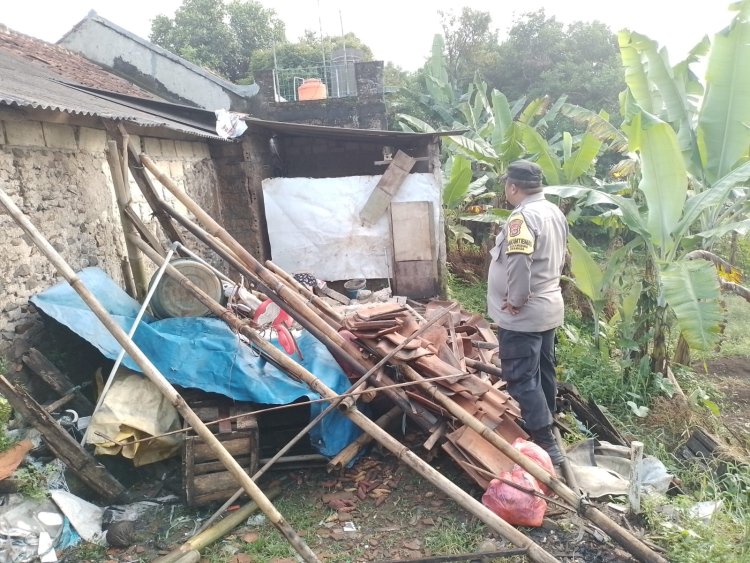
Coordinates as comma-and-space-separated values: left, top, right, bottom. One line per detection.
487, 160, 568, 465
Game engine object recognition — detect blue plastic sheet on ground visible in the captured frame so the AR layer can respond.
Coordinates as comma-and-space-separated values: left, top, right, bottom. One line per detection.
31, 267, 362, 457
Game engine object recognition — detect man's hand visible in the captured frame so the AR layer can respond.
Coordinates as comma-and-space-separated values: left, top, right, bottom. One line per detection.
501, 301, 521, 316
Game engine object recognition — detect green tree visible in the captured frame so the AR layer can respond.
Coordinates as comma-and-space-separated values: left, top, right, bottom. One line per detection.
439, 8, 500, 92
490, 9, 624, 116
150, 0, 285, 82
249, 31, 373, 72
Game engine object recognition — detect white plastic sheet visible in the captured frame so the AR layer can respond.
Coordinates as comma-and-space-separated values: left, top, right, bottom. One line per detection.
262, 173, 441, 281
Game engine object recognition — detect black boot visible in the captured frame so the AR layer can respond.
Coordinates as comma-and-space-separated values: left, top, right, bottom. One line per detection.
529, 425, 565, 466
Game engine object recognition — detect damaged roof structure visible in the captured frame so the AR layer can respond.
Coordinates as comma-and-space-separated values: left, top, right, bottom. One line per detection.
0, 21, 668, 563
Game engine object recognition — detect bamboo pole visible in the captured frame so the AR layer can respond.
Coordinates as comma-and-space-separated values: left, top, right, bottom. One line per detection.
160, 202, 438, 429
397, 364, 667, 563
138, 155, 665, 563
0, 188, 320, 563
153, 487, 281, 563
114, 239, 561, 563
266, 259, 343, 324
328, 405, 401, 470
107, 141, 149, 299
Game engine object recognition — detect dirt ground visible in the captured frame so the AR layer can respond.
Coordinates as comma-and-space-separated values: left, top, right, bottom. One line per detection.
60, 430, 646, 563
703, 356, 750, 449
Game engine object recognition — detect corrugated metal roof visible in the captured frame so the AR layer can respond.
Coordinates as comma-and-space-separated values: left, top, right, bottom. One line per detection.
243, 117, 467, 142
0, 49, 222, 139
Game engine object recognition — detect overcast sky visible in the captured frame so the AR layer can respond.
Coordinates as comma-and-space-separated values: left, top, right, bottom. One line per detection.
1, 0, 733, 71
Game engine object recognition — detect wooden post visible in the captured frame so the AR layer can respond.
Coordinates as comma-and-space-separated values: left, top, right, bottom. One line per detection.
0, 374, 124, 501
0, 187, 320, 563
107, 140, 149, 299
629, 441, 644, 515
23, 348, 94, 414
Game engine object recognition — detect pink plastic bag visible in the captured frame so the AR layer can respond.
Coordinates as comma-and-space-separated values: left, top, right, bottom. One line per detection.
482, 467, 547, 527
512, 437, 556, 495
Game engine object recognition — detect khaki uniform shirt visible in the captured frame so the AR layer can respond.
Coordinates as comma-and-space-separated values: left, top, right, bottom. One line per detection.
487, 192, 568, 332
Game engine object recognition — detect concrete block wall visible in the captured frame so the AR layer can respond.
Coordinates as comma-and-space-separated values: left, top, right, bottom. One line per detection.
0, 115, 220, 367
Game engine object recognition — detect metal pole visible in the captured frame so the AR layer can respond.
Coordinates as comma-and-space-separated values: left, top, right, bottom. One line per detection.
82, 241, 178, 445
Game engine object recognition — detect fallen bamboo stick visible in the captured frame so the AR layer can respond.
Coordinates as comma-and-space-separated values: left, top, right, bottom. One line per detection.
397, 363, 667, 563
138, 156, 664, 562
266, 259, 343, 324
153, 486, 281, 563
328, 405, 402, 470
123, 237, 561, 563
159, 202, 439, 429
0, 187, 320, 563
465, 357, 504, 380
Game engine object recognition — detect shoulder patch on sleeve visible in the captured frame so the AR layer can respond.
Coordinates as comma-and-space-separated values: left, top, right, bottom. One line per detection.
506, 213, 535, 255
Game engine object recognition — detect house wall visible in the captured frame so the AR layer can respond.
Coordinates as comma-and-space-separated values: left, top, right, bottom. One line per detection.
0, 111, 221, 367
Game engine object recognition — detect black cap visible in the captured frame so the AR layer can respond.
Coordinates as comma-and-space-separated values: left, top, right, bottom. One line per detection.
504, 159, 543, 184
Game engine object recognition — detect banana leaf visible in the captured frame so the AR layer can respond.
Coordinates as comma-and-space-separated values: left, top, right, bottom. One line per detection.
568, 234, 604, 309
698, 1, 750, 184
562, 125, 604, 182
518, 124, 562, 185
660, 260, 722, 351
443, 156, 473, 208
446, 135, 499, 166
619, 30, 655, 114
623, 110, 687, 257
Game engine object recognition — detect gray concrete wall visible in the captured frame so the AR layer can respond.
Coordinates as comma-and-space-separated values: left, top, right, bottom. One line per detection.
59, 17, 257, 112
0, 111, 220, 369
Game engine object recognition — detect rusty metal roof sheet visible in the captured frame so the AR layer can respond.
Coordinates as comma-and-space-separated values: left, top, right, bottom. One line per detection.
0, 26, 156, 99
0, 48, 222, 139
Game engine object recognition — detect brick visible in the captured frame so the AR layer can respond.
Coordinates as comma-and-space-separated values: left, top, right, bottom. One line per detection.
160, 139, 177, 158
42, 123, 77, 150
4, 121, 45, 147
77, 127, 107, 153
168, 161, 184, 180
143, 137, 162, 157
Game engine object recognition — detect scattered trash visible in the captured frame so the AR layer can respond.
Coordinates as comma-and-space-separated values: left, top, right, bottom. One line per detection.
49, 490, 104, 544
688, 499, 724, 521
215, 109, 248, 139
342, 521, 357, 532
246, 514, 267, 527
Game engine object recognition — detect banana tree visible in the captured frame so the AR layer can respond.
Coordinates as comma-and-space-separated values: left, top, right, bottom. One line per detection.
548, 1, 750, 373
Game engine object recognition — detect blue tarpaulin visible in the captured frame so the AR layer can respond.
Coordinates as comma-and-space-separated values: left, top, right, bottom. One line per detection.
31, 268, 362, 456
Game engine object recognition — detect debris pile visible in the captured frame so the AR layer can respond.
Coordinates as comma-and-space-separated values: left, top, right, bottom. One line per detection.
0, 142, 670, 563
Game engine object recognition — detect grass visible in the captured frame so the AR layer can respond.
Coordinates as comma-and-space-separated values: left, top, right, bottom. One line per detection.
446, 271, 487, 316
709, 294, 750, 359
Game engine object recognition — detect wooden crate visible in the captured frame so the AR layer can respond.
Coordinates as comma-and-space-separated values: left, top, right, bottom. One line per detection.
182, 399, 259, 506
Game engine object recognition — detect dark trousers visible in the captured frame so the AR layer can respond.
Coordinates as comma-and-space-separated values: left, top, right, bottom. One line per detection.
499, 328, 557, 432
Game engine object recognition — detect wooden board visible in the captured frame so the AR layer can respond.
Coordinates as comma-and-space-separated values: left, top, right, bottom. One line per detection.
390, 201, 434, 262
392, 261, 438, 299
390, 200, 438, 298
23, 348, 94, 414
359, 150, 416, 226
0, 375, 124, 501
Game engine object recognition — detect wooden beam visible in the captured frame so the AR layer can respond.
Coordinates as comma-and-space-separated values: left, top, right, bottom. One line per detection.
23, 348, 94, 414
0, 374, 124, 501
359, 150, 416, 226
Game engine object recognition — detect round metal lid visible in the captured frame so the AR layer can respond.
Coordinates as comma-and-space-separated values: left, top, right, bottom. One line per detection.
149, 259, 222, 319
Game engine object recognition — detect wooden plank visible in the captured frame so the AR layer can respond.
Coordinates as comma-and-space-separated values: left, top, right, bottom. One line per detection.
23, 348, 94, 414
359, 150, 416, 226
193, 434, 255, 462
0, 374, 124, 501
194, 456, 255, 475
390, 201, 434, 262
392, 261, 438, 299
